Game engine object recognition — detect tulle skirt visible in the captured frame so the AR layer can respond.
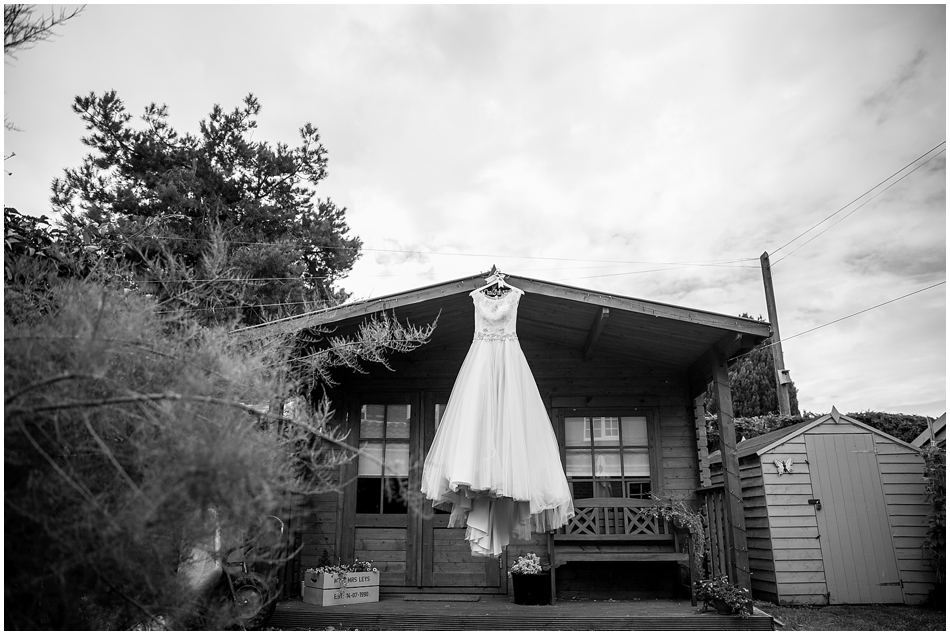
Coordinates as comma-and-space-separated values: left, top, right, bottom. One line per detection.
420, 339, 574, 556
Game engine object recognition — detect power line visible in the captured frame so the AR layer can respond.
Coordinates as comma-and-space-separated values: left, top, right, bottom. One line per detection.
773, 147, 946, 265
736, 280, 946, 361
770, 141, 946, 262
137, 234, 757, 268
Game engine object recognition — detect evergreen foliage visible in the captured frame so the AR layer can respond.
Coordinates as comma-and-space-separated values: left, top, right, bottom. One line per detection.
705, 335, 800, 419
921, 445, 946, 602
4, 247, 434, 629
703, 314, 799, 419
50, 91, 361, 325
845, 410, 931, 444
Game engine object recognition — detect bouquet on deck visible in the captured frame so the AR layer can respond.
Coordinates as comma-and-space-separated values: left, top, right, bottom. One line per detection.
508, 552, 546, 577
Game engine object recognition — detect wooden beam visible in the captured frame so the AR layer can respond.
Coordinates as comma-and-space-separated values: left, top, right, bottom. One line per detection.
582, 307, 609, 361
710, 346, 751, 591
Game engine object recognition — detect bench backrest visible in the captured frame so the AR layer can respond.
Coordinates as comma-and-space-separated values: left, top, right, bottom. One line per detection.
557, 497, 673, 538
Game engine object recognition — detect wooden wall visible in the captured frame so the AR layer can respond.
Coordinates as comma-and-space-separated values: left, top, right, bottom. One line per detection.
299, 492, 340, 571
875, 434, 934, 605
290, 328, 705, 598
757, 438, 825, 605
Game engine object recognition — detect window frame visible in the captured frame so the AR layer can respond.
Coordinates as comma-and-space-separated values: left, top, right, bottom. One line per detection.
557, 407, 661, 500
355, 402, 412, 514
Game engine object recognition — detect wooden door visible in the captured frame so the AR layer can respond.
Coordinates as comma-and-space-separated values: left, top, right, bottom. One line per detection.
348, 396, 418, 589
417, 393, 506, 592
805, 433, 904, 604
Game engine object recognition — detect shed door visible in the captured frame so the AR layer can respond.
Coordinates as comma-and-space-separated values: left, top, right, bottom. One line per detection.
805, 433, 904, 603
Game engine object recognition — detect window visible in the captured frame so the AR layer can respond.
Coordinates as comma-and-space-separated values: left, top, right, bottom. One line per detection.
564, 415, 651, 499
356, 404, 410, 514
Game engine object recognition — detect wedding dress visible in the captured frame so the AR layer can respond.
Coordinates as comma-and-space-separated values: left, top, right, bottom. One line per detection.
420, 286, 574, 557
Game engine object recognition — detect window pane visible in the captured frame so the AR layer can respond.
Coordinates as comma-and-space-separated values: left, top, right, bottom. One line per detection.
435, 403, 447, 430
358, 441, 383, 476
386, 404, 410, 438
356, 477, 381, 513
593, 450, 622, 477
593, 479, 620, 498
565, 417, 588, 445
593, 417, 620, 446
360, 405, 385, 438
626, 481, 652, 499
571, 481, 594, 499
621, 416, 648, 446
382, 477, 409, 514
623, 450, 650, 477
385, 442, 410, 477
565, 448, 592, 476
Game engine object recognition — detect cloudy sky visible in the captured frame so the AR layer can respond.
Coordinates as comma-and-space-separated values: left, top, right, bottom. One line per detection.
4, 3, 946, 417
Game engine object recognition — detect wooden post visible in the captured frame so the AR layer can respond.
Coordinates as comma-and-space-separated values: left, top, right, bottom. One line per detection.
760, 251, 791, 416
693, 395, 711, 488
710, 348, 752, 591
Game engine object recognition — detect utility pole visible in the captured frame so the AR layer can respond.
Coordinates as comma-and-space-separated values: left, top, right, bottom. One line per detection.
760, 252, 791, 416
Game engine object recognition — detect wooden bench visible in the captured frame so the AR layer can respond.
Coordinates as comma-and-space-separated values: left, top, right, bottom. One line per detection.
547, 498, 696, 606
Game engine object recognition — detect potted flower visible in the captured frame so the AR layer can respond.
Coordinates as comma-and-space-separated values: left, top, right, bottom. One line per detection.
647, 495, 707, 578
694, 575, 753, 617
508, 553, 551, 605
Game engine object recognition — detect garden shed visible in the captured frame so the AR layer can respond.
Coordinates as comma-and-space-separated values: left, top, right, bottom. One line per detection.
237, 270, 770, 603
707, 409, 936, 605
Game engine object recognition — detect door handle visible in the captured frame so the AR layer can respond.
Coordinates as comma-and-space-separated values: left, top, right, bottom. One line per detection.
808, 498, 822, 511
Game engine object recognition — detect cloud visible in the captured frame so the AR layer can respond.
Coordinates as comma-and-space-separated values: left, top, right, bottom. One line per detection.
844, 244, 946, 281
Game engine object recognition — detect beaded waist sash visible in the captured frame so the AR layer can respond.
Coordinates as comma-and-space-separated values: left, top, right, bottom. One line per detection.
473, 332, 519, 341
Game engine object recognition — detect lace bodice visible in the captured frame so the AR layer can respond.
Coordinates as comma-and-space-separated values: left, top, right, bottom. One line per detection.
470, 289, 521, 341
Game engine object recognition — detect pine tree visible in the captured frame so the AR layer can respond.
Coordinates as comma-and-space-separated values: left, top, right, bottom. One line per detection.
705, 315, 800, 418
51, 91, 361, 325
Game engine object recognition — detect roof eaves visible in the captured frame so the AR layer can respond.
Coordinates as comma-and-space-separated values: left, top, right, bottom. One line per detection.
233, 270, 772, 341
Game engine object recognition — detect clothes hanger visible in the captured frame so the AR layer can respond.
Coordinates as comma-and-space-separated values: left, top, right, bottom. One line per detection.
474, 266, 524, 296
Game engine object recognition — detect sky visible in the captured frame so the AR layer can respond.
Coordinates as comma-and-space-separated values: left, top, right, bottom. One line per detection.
3, 3, 946, 418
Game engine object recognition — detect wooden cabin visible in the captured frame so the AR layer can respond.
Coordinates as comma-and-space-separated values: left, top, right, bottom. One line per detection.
707, 409, 936, 605
237, 272, 770, 601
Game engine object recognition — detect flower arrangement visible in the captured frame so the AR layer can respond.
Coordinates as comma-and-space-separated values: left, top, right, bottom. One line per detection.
508, 552, 546, 577
694, 575, 753, 617
647, 495, 707, 577
306, 558, 378, 590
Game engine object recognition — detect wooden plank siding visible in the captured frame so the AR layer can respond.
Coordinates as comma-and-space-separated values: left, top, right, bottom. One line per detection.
873, 435, 934, 604
758, 441, 824, 606
710, 456, 782, 603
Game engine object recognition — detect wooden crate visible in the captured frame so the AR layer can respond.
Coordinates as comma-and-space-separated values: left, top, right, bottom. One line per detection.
302, 570, 380, 606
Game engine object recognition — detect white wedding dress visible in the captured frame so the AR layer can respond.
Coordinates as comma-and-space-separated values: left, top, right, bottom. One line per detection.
420, 288, 574, 557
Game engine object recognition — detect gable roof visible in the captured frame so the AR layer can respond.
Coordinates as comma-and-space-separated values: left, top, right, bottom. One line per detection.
232, 271, 771, 369
708, 410, 922, 463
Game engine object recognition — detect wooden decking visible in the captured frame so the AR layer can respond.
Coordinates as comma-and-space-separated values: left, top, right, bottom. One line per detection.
267, 595, 774, 630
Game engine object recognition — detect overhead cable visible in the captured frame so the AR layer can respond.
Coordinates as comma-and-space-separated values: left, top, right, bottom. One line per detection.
770, 141, 946, 264
735, 280, 946, 361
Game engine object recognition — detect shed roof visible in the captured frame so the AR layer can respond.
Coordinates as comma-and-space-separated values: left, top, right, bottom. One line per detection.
234, 271, 771, 370
708, 409, 922, 464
